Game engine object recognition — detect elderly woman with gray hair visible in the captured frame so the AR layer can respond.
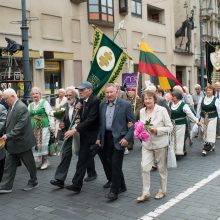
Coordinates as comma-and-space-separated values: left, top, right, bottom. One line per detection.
28, 87, 55, 170
170, 91, 201, 157
55, 88, 67, 138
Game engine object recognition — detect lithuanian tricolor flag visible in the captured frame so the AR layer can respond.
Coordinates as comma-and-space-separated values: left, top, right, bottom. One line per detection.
138, 41, 182, 90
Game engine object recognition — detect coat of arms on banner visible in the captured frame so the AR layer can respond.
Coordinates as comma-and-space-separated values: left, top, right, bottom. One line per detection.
210, 50, 220, 70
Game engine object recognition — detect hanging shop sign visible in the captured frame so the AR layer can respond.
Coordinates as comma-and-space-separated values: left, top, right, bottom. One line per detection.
35, 58, 45, 69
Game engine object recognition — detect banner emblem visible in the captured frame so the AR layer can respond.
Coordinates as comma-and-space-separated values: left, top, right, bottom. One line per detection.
96, 46, 115, 71
210, 51, 220, 70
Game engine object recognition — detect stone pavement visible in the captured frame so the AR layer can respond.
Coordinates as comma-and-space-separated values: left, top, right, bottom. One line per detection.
1, 138, 220, 220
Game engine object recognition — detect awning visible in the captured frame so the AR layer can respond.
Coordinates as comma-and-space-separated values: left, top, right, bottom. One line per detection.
44, 51, 74, 60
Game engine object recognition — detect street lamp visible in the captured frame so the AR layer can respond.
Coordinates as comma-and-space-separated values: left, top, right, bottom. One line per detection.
199, 0, 205, 90
21, 0, 31, 101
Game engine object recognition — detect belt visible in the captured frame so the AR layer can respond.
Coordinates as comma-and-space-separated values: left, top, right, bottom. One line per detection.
173, 116, 186, 121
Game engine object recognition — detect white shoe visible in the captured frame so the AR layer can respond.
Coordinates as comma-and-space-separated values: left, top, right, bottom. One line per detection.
216, 136, 220, 139
202, 150, 207, 156
40, 160, 50, 170
210, 145, 215, 152
124, 148, 129, 155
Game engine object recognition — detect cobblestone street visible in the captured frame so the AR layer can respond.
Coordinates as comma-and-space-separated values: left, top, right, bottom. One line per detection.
1, 138, 220, 220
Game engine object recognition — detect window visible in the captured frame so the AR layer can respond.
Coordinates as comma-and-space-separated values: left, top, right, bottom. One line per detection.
147, 5, 165, 24
88, 0, 114, 27
72, 19, 81, 43
131, 0, 142, 17
119, 0, 128, 15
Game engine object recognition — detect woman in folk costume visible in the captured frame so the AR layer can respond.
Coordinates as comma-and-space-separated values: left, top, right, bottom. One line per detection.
55, 88, 67, 138
170, 91, 201, 157
197, 85, 220, 156
28, 87, 55, 170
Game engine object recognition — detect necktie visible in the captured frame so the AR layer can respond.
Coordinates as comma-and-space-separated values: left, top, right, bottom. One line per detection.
82, 101, 86, 113
217, 92, 220, 99
6, 107, 12, 125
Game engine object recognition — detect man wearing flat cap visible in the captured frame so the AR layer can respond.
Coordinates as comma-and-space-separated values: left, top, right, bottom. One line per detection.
64, 81, 100, 193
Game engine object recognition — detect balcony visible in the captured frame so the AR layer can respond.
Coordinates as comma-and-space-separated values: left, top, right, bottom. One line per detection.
70, 0, 86, 4
201, 9, 211, 20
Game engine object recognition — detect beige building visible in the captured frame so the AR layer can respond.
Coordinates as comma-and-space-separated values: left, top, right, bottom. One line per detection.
0, 0, 219, 96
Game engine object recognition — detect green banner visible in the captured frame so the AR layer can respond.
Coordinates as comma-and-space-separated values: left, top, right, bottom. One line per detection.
87, 28, 129, 99
205, 41, 220, 84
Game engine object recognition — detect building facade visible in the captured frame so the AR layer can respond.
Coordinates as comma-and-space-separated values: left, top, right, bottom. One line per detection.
1, 0, 219, 95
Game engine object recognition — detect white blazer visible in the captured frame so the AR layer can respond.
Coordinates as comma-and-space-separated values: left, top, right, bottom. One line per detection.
140, 104, 173, 150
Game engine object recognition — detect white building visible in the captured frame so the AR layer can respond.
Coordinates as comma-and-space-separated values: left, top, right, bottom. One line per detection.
0, 0, 219, 96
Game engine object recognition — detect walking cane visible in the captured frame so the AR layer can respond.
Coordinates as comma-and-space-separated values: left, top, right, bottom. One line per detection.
58, 108, 80, 154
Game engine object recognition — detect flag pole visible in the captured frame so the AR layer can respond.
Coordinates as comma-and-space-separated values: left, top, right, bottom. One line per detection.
134, 72, 140, 113
134, 35, 145, 113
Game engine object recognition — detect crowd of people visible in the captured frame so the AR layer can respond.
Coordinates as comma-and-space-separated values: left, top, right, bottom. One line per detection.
0, 80, 219, 203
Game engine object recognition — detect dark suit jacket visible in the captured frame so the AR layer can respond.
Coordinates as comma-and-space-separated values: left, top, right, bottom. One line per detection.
0, 104, 7, 160
98, 98, 135, 150
76, 94, 100, 145
157, 96, 171, 116
5, 100, 36, 154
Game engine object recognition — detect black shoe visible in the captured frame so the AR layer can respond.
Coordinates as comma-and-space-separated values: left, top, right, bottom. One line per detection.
50, 179, 64, 188
84, 174, 97, 182
65, 184, 81, 193
118, 186, 127, 194
151, 165, 157, 171
106, 191, 118, 201
103, 181, 112, 188
23, 181, 39, 191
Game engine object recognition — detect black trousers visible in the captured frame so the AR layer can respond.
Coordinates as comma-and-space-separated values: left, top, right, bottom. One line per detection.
99, 131, 125, 194
0, 157, 5, 182
71, 138, 97, 189
55, 140, 96, 182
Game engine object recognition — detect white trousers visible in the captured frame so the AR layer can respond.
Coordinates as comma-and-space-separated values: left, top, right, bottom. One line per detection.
141, 147, 168, 195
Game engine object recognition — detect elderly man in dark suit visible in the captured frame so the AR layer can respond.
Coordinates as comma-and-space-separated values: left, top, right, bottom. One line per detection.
64, 81, 100, 193
0, 88, 37, 193
96, 83, 135, 201
50, 86, 97, 188
0, 103, 7, 182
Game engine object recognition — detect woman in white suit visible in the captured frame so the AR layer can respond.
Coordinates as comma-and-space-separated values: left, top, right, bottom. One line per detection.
137, 91, 173, 202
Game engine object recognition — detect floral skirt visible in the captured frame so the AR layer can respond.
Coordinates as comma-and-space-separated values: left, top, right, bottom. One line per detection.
32, 127, 50, 157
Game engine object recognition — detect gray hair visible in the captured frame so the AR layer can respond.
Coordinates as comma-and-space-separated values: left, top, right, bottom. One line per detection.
105, 83, 117, 92
171, 90, 182, 100
58, 88, 66, 94
194, 84, 201, 89
173, 85, 183, 94
145, 85, 156, 92
3, 88, 18, 98
66, 86, 79, 97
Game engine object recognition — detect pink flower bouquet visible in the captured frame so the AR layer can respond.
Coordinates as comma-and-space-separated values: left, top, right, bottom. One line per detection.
134, 121, 151, 142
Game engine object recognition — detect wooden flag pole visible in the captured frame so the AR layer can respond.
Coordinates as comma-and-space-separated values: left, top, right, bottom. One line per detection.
134, 72, 140, 113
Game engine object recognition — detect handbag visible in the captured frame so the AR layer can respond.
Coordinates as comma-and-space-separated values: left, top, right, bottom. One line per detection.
48, 133, 60, 156
167, 133, 177, 168
72, 124, 80, 156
